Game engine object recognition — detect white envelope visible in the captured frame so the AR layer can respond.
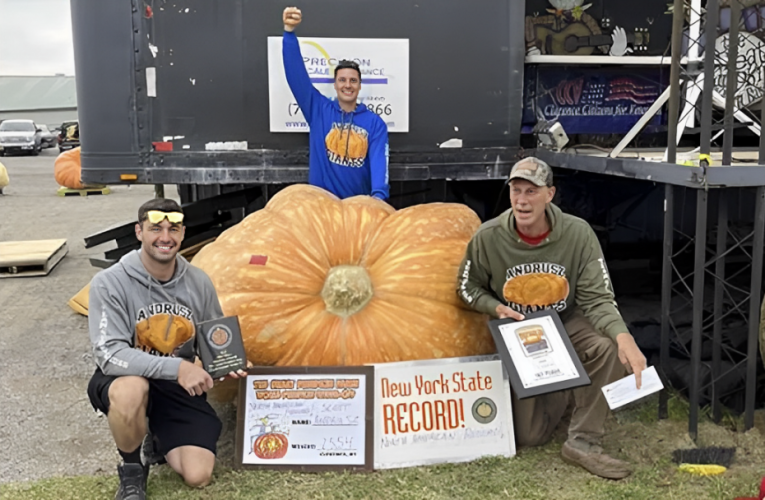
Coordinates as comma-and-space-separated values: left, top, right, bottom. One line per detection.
601, 366, 664, 410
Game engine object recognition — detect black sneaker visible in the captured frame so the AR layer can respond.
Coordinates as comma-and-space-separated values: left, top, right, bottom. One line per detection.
115, 463, 147, 500
141, 432, 167, 466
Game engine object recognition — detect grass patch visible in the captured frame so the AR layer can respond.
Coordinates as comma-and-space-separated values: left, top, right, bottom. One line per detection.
2, 432, 762, 500
615, 390, 745, 432
4, 393, 763, 500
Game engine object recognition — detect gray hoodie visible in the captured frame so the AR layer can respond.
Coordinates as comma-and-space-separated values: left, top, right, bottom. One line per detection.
88, 249, 223, 380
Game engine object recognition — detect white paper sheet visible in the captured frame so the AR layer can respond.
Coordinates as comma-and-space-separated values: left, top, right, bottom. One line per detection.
601, 366, 664, 410
146, 67, 157, 97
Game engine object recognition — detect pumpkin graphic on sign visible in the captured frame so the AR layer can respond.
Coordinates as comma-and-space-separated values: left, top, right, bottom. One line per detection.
253, 432, 289, 459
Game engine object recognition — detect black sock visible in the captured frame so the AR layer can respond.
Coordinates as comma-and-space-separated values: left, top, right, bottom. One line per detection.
118, 445, 142, 465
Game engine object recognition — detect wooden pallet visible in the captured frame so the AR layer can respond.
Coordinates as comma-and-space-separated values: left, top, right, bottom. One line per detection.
57, 186, 111, 197
0, 239, 68, 278
68, 282, 90, 316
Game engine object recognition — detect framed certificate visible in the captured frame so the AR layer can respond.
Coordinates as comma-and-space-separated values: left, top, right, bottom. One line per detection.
489, 309, 590, 399
235, 366, 374, 472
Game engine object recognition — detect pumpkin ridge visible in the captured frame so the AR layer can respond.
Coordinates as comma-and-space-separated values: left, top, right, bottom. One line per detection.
360, 203, 481, 271
340, 198, 394, 267
372, 289, 464, 305
339, 318, 349, 365
338, 195, 394, 268
223, 291, 320, 300
352, 218, 390, 270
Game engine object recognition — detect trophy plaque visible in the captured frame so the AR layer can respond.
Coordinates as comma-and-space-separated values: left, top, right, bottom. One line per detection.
197, 316, 247, 379
489, 309, 590, 399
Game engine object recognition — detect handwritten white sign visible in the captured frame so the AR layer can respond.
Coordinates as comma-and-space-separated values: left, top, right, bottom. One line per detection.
242, 373, 367, 466
373, 356, 515, 469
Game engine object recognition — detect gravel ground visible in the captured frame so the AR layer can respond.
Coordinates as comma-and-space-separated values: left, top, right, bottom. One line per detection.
0, 149, 180, 483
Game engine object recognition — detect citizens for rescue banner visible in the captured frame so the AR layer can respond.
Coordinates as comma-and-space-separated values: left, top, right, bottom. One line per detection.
373, 355, 515, 469
267, 36, 410, 132
236, 366, 374, 471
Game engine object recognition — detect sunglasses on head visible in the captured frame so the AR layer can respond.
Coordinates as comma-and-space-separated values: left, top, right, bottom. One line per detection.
145, 210, 184, 224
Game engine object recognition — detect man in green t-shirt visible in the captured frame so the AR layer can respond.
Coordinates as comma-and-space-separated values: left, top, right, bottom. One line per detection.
458, 157, 646, 480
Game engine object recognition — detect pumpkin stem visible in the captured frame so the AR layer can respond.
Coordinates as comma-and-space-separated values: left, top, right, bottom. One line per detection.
321, 265, 373, 318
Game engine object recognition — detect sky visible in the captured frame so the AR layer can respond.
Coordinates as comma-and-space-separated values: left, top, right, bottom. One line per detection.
0, 0, 75, 76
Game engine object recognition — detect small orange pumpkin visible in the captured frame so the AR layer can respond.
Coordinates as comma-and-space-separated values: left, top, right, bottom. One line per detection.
0, 161, 9, 189
192, 184, 493, 366
54, 147, 85, 189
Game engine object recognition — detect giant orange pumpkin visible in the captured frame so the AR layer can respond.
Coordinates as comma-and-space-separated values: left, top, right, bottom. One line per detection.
54, 147, 85, 189
192, 184, 493, 366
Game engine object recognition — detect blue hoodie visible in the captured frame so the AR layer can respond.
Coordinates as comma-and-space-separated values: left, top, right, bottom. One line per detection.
283, 31, 390, 200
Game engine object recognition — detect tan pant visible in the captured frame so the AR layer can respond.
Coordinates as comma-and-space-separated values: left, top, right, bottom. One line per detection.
512, 310, 625, 450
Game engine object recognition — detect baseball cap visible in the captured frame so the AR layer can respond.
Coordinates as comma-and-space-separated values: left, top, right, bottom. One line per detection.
508, 157, 553, 187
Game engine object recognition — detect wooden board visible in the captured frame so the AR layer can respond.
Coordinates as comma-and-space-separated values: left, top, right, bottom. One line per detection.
0, 239, 68, 278
68, 282, 90, 316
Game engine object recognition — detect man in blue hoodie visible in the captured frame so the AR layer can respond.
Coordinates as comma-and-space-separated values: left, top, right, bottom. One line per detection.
87, 198, 246, 500
282, 6, 390, 200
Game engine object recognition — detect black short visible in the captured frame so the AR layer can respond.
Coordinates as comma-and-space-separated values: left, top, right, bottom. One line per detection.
87, 369, 222, 456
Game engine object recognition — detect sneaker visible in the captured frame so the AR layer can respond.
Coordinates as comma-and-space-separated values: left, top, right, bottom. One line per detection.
115, 463, 147, 500
141, 432, 166, 466
561, 441, 632, 480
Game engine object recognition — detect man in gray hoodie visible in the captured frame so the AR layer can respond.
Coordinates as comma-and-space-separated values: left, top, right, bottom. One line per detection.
87, 198, 245, 500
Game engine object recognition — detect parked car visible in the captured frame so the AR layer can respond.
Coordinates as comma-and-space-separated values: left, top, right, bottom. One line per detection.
57, 121, 80, 152
38, 124, 57, 148
0, 119, 43, 156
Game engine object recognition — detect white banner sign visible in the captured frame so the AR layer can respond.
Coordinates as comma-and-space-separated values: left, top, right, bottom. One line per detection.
373, 356, 515, 469
267, 36, 409, 133
242, 373, 367, 466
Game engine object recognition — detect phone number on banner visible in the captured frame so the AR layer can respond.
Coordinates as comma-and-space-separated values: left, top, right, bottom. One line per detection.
288, 102, 394, 117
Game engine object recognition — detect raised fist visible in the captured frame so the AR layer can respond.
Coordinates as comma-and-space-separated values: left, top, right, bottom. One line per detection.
283, 7, 302, 32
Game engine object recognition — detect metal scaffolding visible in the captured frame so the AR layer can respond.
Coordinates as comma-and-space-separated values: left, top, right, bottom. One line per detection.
660, 0, 765, 440
537, 0, 765, 442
